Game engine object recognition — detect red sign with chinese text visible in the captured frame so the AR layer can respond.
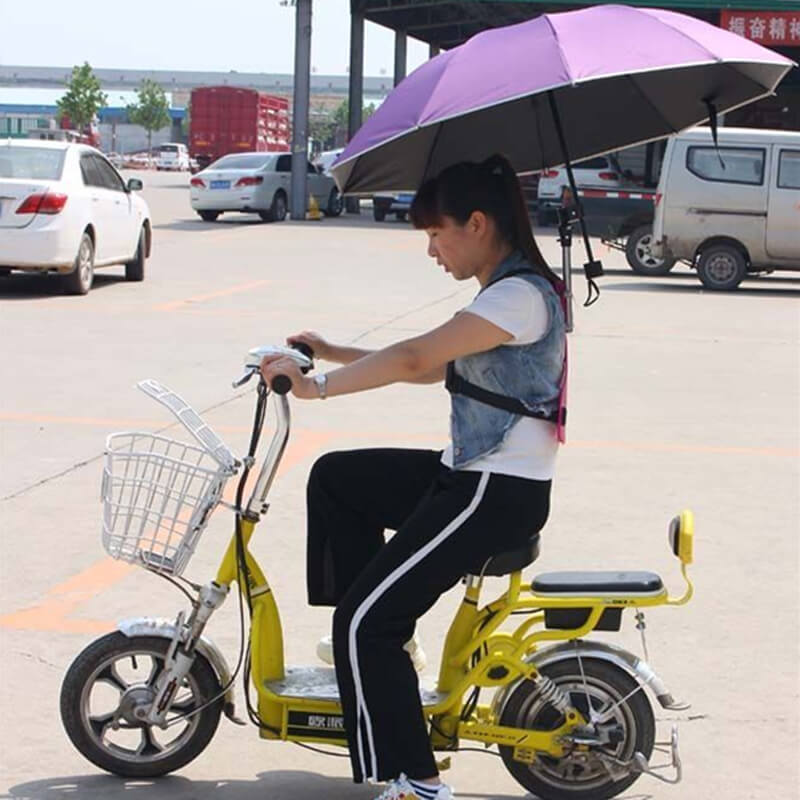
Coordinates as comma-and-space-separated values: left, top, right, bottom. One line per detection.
721, 11, 800, 46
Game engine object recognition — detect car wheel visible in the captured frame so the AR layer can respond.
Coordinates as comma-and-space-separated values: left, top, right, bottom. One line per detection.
198, 211, 219, 222
536, 208, 551, 227
396, 211, 408, 222
265, 192, 287, 222
125, 227, 147, 282
324, 188, 343, 217
62, 232, 94, 296
696, 244, 747, 291
625, 225, 676, 276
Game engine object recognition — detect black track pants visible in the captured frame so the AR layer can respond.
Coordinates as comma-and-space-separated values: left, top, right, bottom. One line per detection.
306, 448, 552, 783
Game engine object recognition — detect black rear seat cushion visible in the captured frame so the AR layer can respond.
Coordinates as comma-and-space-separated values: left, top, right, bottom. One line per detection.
532, 571, 664, 595
469, 534, 541, 577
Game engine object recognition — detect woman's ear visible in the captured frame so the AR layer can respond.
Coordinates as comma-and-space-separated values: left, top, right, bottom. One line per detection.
468, 210, 489, 236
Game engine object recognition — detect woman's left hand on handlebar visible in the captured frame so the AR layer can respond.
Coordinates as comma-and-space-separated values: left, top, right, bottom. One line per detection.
259, 355, 317, 399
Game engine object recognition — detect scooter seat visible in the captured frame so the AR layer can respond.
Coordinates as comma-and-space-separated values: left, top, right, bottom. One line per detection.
531, 570, 665, 596
471, 533, 541, 577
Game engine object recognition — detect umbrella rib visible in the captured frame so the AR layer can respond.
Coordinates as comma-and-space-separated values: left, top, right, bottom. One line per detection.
626, 6, 722, 64
542, 13, 575, 86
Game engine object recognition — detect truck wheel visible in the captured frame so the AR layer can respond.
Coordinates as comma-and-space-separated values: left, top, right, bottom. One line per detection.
198, 211, 219, 222
696, 244, 747, 291
625, 226, 675, 276
324, 188, 343, 217
373, 205, 387, 222
536, 208, 551, 228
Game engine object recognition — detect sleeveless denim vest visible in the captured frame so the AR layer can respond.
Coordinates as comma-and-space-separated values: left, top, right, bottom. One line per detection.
448, 250, 566, 469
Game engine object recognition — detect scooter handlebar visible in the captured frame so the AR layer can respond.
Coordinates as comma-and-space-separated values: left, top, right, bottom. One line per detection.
262, 342, 315, 395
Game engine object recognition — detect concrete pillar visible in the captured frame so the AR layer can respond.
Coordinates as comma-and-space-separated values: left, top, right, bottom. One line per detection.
290, 0, 312, 221
346, 8, 364, 214
394, 30, 407, 87
429, 43, 440, 59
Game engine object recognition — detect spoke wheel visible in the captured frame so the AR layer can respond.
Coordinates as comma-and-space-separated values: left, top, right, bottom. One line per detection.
60, 632, 223, 777
62, 232, 94, 295
499, 658, 654, 800
625, 225, 675, 276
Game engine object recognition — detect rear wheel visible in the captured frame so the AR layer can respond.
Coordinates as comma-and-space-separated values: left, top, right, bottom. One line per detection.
62, 232, 94, 295
696, 244, 747, 291
60, 632, 223, 778
198, 211, 219, 222
373, 204, 387, 222
499, 658, 654, 800
625, 225, 675, 276
125, 227, 147, 282
265, 191, 288, 222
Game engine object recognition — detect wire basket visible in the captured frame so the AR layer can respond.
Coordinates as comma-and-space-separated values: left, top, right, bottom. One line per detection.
102, 432, 234, 576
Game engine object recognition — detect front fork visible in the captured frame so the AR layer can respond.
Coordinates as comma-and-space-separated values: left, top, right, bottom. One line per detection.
145, 581, 229, 726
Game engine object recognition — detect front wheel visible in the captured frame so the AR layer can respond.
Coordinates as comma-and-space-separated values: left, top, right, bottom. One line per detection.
60, 632, 223, 777
324, 188, 343, 217
499, 658, 655, 800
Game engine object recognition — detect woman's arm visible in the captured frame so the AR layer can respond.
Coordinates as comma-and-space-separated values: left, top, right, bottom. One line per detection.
264, 313, 511, 398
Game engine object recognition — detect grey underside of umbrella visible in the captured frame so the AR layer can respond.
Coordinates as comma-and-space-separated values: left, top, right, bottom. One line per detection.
338, 61, 789, 195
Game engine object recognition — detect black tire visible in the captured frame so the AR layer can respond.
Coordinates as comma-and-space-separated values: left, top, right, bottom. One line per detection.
373, 205, 387, 222
696, 243, 747, 291
499, 658, 655, 800
125, 227, 147, 282
396, 211, 408, 222
266, 191, 288, 222
62, 232, 94, 295
60, 632, 223, 778
625, 225, 676, 276
536, 208, 551, 227
198, 211, 219, 222
324, 188, 343, 217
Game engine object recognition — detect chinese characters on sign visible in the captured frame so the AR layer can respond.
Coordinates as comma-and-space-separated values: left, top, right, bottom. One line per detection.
721, 11, 800, 46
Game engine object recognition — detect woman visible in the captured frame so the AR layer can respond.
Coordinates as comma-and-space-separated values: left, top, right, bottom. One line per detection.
260, 154, 566, 800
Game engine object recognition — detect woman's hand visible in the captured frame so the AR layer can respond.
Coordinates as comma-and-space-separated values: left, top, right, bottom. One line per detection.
259, 355, 317, 399
287, 331, 333, 361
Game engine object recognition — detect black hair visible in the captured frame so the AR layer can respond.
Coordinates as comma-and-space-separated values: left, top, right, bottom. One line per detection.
410, 154, 561, 288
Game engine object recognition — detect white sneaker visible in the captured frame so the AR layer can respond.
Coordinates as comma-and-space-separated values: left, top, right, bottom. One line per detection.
316, 631, 427, 673
373, 773, 454, 800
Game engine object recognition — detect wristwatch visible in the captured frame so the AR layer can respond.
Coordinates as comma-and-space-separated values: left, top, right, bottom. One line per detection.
314, 373, 328, 399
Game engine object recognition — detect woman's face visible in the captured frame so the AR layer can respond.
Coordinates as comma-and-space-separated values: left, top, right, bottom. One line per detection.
424, 214, 487, 281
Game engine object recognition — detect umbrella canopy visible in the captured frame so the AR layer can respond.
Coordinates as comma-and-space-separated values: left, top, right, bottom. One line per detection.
332, 4, 795, 195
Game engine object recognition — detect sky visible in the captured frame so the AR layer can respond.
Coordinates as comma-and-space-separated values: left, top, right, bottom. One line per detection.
0, 0, 431, 77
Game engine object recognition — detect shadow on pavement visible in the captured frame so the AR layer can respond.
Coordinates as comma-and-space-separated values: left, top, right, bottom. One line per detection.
0, 272, 125, 301
5, 772, 653, 800
601, 278, 800, 297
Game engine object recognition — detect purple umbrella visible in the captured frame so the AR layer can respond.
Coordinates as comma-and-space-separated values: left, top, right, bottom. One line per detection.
332, 5, 794, 195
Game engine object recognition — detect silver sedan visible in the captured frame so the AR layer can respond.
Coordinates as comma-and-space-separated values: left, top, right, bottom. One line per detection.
189, 152, 343, 222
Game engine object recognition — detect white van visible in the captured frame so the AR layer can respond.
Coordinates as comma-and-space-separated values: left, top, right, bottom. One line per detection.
155, 143, 189, 171
652, 127, 800, 290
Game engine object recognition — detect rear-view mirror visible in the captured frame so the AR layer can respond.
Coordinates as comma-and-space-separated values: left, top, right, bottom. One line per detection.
127, 178, 143, 192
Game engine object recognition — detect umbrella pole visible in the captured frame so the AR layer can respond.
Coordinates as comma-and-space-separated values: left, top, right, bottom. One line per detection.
546, 91, 604, 326
556, 207, 575, 333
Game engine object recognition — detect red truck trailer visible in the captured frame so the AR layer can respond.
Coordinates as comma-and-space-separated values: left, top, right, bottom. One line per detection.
189, 86, 290, 171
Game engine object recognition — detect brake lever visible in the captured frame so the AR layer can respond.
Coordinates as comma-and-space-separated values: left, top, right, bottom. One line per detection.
232, 367, 258, 389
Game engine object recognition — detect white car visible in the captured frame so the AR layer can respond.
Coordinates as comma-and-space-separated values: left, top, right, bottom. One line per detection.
536, 154, 626, 226
190, 151, 342, 222
0, 140, 151, 294
155, 143, 190, 171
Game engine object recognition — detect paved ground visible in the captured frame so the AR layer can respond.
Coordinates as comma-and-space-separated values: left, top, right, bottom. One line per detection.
1, 170, 798, 800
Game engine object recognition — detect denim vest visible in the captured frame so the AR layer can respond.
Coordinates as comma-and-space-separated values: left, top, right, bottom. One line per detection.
448, 250, 566, 469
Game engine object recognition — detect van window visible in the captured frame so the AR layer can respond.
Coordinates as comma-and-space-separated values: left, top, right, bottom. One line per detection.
777, 150, 800, 190
686, 146, 765, 186
159, 145, 179, 153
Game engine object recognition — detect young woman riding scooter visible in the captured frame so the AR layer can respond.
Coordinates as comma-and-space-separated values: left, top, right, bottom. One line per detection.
259, 154, 567, 800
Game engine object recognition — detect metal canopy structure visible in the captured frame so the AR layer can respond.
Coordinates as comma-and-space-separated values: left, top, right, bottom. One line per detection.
354, 0, 730, 50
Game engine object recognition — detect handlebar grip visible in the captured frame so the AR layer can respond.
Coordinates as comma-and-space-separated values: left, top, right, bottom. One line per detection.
271, 374, 292, 395
291, 341, 315, 360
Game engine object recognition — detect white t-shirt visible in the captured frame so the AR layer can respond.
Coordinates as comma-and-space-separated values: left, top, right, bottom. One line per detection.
441, 277, 559, 480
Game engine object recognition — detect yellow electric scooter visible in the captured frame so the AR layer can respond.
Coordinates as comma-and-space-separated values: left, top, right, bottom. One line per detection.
60, 344, 694, 800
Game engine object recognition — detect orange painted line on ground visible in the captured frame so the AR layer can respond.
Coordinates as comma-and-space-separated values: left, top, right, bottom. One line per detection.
153, 279, 270, 312
0, 430, 337, 635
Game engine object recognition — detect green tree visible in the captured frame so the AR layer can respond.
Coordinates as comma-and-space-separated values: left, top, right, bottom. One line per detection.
56, 62, 107, 133
127, 79, 171, 159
